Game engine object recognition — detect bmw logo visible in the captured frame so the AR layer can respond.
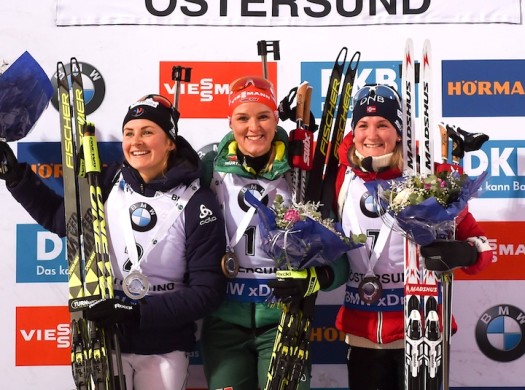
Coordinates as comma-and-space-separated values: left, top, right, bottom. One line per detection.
239, 184, 268, 213
360, 191, 382, 219
51, 61, 106, 115
475, 304, 525, 362
129, 202, 157, 232
197, 143, 219, 160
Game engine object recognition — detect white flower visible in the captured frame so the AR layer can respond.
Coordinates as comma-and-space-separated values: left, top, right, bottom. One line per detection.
391, 187, 413, 208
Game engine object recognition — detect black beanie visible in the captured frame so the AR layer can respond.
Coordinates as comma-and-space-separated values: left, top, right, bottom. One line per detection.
122, 95, 179, 142
351, 90, 402, 136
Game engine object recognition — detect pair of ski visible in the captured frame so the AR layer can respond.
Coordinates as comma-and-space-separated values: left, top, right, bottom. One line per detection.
402, 38, 441, 390
262, 42, 360, 390
402, 39, 488, 390
57, 58, 125, 390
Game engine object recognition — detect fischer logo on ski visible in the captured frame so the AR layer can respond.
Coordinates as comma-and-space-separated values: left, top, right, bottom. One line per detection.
58, 58, 125, 390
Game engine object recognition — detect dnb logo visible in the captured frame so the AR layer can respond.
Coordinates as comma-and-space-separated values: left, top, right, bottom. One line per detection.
475, 304, 525, 362
50, 61, 105, 115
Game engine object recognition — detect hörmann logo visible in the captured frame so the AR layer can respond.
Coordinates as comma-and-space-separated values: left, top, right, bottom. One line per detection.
442, 60, 525, 117
447, 80, 525, 96
18, 142, 123, 196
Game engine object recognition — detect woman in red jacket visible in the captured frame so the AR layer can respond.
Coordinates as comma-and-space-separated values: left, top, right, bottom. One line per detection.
334, 84, 492, 390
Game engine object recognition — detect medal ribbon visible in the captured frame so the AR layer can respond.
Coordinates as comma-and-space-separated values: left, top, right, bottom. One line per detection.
214, 172, 277, 252
120, 178, 200, 273
346, 176, 392, 277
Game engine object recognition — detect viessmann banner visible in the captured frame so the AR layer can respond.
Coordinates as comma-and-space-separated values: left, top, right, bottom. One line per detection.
55, 0, 521, 26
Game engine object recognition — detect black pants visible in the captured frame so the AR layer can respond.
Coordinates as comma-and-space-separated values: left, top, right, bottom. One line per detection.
347, 346, 404, 390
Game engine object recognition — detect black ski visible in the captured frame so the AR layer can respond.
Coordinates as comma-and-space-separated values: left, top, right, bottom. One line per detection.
57, 60, 93, 390
319, 51, 360, 218
265, 46, 360, 390
58, 58, 125, 390
304, 47, 347, 204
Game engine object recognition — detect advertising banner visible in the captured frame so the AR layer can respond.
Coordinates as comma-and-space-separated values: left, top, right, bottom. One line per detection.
56, 0, 522, 27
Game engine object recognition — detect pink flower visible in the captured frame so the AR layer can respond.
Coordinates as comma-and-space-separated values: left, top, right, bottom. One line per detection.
283, 209, 302, 224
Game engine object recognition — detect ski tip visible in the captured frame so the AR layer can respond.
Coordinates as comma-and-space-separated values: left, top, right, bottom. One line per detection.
350, 51, 361, 69
336, 47, 349, 65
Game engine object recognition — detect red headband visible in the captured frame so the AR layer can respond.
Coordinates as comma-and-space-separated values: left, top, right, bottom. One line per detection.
228, 84, 278, 115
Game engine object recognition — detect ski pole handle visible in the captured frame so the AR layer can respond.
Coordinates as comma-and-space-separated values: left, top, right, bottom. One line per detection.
295, 81, 308, 128
289, 82, 314, 171
439, 122, 449, 163
257, 40, 280, 79
171, 66, 192, 111
303, 86, 313, 130
447, 125, 464, 165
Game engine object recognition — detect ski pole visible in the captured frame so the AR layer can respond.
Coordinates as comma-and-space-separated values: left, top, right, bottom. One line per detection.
257, 40, 280, 80
438, 122, 463, 390
439, 123, 489, 390
288, 81, 313, 203
300, 85, 313, 202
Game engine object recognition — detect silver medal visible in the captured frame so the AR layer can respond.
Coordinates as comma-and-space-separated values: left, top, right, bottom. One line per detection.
358, 275, 383, 305
123, 271, 149, 300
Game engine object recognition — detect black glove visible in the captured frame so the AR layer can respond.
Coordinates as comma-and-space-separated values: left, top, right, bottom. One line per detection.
268, 266, 334, 300
420, 239, 477, 272
85, 298, 140, 326
0, 141, 24, 187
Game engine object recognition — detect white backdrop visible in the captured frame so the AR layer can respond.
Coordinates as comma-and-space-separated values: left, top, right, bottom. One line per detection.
1, 1, 525, 389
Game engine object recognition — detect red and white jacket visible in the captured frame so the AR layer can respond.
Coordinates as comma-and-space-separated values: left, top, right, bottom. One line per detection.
333, 133, 492, 345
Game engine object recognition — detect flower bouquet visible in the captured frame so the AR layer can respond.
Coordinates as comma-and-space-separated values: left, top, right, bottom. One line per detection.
367, 168, 487, 246
0, 51, 53, 142
244, 191, 364, 271
245, 190, 365, 390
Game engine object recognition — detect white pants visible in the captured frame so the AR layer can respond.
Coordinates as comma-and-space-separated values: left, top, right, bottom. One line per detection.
113, 350, 189, 390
